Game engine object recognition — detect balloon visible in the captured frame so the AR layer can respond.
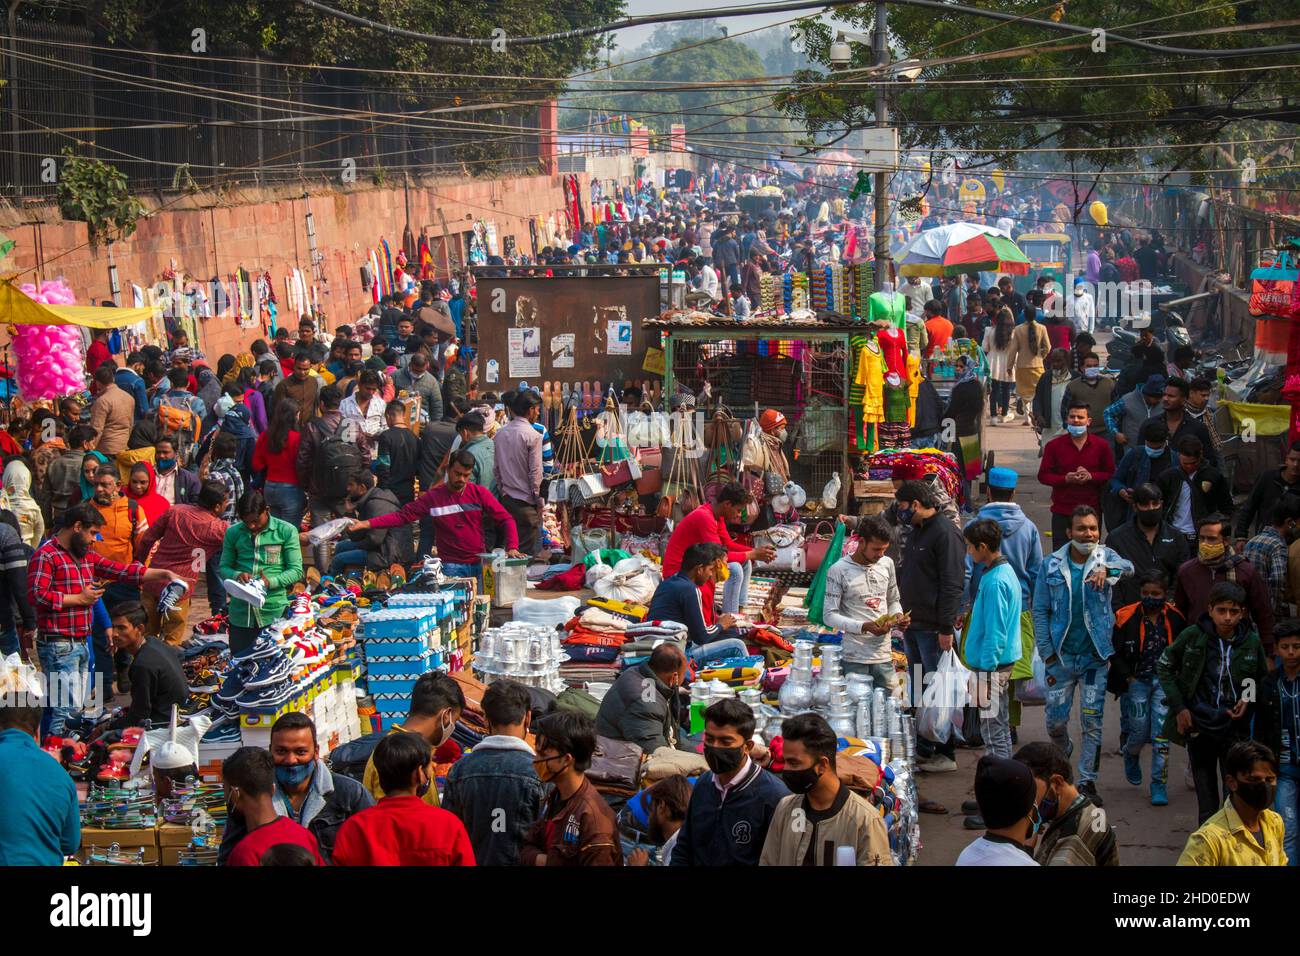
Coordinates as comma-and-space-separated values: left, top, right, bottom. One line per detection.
1089, 200, 1108, 226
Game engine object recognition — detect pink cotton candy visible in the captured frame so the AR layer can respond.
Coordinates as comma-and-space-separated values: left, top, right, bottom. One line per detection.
14, 280, 87, 399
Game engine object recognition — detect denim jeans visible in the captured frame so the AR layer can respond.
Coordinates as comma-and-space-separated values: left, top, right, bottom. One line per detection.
842, 659, 898, 695
329, 541, 371, 574
0, 627, 18, 657
443, 562, 481, 580
905, 627, 955, 759
687, 637, 749, 666
1120, 677, 1170, 788
721, 560, 752, 615
977, 669, 1013, 759
37, 639, 89, 738
1275, 767, 1300, 867
990, 379, 1012, 416
1044, 651, 1108, 785
90, 598, 114, 691
264, 480, 306, 531
205, 557, 229, 617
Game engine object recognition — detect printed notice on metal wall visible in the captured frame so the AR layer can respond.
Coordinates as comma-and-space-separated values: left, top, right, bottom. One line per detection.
607, 319, 632, 355
509, 327, 541, 378
550, 333, 575, 368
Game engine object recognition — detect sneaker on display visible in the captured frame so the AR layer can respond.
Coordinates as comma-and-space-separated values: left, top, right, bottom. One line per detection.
242, 655, 292, 690
156, 579, 191, 616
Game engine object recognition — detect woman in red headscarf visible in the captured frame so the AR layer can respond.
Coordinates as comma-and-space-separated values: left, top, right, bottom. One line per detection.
125, 461, 170, 526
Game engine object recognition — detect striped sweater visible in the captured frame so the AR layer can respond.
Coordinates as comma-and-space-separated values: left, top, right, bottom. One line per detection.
368, 481, 517, 565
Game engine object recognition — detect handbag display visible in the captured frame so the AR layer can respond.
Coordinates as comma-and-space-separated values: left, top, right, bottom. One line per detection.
634, 446, 664, 495
703, 405, 743, 449
752, 523, 807, 572
802, 520, 838, 573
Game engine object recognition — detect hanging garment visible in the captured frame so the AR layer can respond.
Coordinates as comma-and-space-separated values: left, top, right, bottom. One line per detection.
868, 291, 907, 330
876, 325, 907, 379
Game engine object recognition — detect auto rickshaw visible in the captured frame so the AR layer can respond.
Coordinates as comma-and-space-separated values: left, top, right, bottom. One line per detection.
1013, 231, 1071, 293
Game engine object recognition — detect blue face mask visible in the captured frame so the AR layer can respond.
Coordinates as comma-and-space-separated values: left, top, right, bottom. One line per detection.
896, 506, 915, 526
1143, 444, 1166, 458
275, 762, 314, 789
155, 457, 176, 473
1066, 424, 1088, 437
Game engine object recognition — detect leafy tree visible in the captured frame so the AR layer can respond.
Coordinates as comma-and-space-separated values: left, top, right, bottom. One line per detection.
780, 0, 1300, 178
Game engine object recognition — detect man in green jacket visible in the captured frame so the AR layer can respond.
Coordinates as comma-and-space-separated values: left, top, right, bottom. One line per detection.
1156, 581, 1268, 825
218, 490, 303, 654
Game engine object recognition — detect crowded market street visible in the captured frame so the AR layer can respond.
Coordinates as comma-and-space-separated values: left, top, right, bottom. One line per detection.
0, 3, 1298, 924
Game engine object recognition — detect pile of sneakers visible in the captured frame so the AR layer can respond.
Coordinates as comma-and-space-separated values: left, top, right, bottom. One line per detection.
212, 633, 299, 711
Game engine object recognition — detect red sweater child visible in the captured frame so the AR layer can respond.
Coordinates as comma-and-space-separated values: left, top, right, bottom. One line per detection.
662, 504, 752, 624
1037, 431, 1115, 516
331, 795, 476, 866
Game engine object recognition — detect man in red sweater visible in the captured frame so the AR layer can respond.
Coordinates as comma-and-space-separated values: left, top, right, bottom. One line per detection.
331, 732, 476, 866
351, 450, 523, 578
222, 747, 325, 866
1038, 401, 1115, 547
662, 482, 774, 622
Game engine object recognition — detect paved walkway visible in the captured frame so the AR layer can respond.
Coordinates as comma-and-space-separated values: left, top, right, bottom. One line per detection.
914, 342, 1201, 865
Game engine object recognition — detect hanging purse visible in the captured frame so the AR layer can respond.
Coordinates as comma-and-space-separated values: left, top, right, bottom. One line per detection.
634, 446, 664, 495
752, 523, 807, 572
802, 520, 838, 573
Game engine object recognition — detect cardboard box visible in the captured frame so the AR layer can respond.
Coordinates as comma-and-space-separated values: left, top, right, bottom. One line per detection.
80, 826, 158, 865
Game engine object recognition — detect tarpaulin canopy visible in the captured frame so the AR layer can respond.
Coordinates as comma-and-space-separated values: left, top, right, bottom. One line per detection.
0, 280, 155, 329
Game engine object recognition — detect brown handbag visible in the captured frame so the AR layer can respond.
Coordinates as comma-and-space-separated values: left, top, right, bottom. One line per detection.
703, 407, 743, 449
803, 520, 838, 573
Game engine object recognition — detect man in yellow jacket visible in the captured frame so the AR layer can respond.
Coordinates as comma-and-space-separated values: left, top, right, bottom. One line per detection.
1177, 740, 1286, 865
759, 713, 894, 866
362, 672, 464, 808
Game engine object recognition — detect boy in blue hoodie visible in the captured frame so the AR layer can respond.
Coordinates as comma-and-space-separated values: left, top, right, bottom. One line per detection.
966, 467, 1043, 736
963, 519, 1023, 765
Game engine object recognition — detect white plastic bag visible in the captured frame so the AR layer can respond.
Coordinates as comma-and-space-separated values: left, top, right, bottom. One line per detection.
594, 556, 662, 605
511, 595, 581, 628
916, 649, 970, 744
1016, 649, 1048, 704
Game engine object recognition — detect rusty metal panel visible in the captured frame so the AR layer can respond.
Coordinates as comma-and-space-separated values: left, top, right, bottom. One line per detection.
472, 274, 663, 390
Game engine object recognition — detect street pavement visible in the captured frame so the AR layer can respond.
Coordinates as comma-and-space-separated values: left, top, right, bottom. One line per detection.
914, 339, 1201, 865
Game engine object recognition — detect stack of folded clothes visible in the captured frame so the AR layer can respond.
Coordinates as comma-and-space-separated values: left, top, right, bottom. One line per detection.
618, 620, 688, 669
697, 654, 766, 689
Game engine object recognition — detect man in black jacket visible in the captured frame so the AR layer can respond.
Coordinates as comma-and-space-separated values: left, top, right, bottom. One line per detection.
596, 645, 687, 753
107, 602, 187, 729
218, 713, 373, 864
0, 517, 36, 659
1234, 440, 1300, 549
1105, 482, 1190, 608
896, 479, 967, 773
333, 470, 405, 570
1155, 436, 1234, 546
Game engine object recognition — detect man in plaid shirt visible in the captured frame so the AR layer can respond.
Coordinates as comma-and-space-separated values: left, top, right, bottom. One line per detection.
27, 502, 182, 736
1244, 497, 1300, 621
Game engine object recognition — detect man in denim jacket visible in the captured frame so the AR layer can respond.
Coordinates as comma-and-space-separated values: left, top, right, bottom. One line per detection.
1033, 505, 1133, 807
443, 680, 544, 866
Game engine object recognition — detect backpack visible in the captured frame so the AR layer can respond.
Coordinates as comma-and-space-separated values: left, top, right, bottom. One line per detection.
313, 417, 362, 500
325, 729, 388, 782
156, 394, 201, 465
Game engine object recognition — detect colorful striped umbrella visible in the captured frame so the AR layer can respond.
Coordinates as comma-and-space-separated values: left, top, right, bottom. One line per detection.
940, 233, 1030, 276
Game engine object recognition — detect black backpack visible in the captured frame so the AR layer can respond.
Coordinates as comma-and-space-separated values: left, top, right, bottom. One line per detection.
325, 729, 388, 782
313, 417, 362, 500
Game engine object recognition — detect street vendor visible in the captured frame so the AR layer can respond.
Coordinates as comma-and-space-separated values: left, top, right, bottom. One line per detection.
349, 449, 524, 578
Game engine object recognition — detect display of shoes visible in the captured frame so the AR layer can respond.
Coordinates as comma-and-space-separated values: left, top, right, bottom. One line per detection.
222, 577, 268, 608
236, 678, 296, 708
242, 655, 292, 689
214, 662, 252, 703
230, 634, 280, 662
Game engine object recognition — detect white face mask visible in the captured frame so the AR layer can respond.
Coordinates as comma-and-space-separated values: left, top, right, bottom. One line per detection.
1073, 540, 1098, 555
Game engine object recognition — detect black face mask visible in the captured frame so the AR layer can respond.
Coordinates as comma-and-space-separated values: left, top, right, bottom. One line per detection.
781, 765, 822, 795
703, 744, 745, 776
1233, 777, 1275, 812
1038, 788, 1059, 822
1137, 509, 1162, 528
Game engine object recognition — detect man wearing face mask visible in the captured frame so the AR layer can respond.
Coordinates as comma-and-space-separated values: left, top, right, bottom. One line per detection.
1033, 505, 1134, 806
361, 671, 464, 808
521, 711, 622, 866
671, 698, 789, 866
1106, 483, 1189, 610
1178, 740, 1286, 865
955, 755, 1042, 866
1039, 401, 1115, 545
332, 732, 476, 866
217, 713, 372, 865
1060, 353, 1114, 436
759, 713, 893, 866
1108, 419, 1175, 529
1104, 374, 1164, 454
596, 644, 688, 753
1015, 741, 1119, 866
1172, 515, 1274, 657
221, 746, 324, 866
